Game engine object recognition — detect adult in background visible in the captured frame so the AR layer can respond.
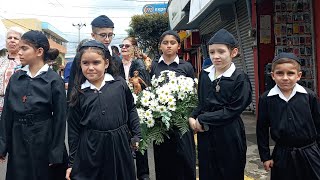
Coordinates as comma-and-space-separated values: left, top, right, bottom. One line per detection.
119, 37, 150, 180
0, 27, 25, 116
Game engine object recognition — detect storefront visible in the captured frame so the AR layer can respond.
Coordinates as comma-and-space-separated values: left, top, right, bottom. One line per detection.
255, 0, 320, 96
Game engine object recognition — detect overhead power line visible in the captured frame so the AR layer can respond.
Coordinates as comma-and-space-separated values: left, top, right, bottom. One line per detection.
4, 12, 133, 19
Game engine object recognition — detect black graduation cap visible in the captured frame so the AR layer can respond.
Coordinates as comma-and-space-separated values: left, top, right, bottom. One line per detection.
91, 15, 114, 28
208, 29, 238, 46
273, 52, 301, 64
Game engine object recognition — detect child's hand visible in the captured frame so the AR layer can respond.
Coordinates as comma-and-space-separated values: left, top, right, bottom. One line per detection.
263, 160, 274, 171
0, 156, 6, 163
66, 168, 72, 180
188, 117, 197, 132
195, 119, 204, 133
131, 137, 140, 151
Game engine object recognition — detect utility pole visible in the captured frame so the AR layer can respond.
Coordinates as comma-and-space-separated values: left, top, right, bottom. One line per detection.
72, 23, 86, 44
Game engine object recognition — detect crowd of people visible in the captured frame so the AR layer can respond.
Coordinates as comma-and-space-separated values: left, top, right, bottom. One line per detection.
0, 14, 319, 180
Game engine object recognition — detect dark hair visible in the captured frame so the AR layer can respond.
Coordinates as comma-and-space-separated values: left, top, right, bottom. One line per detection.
21, 30, 59, 61
111, 45, 119, 54
271, 58, 301, 72
69, 46, 118, 107
159, 30, 180, 44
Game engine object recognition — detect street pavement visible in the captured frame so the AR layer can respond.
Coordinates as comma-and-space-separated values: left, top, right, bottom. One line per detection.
0, 112, 271, 180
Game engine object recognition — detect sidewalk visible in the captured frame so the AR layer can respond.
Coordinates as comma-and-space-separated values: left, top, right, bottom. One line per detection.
242, 112, 271, 180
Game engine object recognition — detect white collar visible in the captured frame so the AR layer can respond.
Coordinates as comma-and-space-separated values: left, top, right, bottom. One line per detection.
204, 63, 236, 81
158, 55, 179, 65
81, 73, 114, 90
21, 64, 49, 78
267, 83, 307, 102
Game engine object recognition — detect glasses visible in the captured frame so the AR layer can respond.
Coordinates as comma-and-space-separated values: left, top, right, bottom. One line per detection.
95, 33, 115, 39
119, 44, 131, 49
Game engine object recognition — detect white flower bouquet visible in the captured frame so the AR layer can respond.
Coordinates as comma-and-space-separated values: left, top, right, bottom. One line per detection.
133, 70, 198, 152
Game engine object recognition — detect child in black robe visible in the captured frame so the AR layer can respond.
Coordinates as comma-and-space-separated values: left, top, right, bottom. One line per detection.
189, 29, 252, 180
257, 52, 320, 180
0, 30, 67, 180
66, 40, 141, 180
150, 30, 196, 180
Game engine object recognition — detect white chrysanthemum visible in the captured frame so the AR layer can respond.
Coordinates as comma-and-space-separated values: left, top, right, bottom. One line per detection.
194, 78, 198, 85
158, 93, 167, 104
144, 110, 153, 120
137, 108, 145, 123
141, 96, 150, 107
168, 71, 176, 79
146, 118, 155, 128
178, 92, 186, 100
168, 103, 176, 111
149, 99, 159, 111
156, 105, 167, 113
167, 95, 176, 104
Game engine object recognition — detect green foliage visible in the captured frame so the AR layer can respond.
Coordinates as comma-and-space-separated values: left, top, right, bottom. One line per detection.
128, 13, 169, 57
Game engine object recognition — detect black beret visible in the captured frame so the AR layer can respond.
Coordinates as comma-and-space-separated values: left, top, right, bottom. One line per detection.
79, 40, 110, 57
91, 15, 114, 28
208, 29, 238, 46
273, 52, 301, 64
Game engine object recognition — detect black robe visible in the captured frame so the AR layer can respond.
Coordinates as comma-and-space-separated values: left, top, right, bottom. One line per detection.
0, 69, 67, 180
150, 59, 196, 180
257, 87, 320, 180
67, 76, 141, 180
191, 68, 252, 180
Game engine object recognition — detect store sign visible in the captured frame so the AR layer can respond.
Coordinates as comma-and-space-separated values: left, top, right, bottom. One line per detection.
168, 0, 190, 29
143, 4, 167, 14
189, 0, 212, 22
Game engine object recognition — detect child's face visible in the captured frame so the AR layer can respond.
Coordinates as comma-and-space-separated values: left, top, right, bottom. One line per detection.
159, 35, 180, 56
271, 63, 302, 93
133, 71, 138, 76
208, 44, 238, 71
18, 40, 43, 66
91, 27, 114, 47
81, 50, 109, 86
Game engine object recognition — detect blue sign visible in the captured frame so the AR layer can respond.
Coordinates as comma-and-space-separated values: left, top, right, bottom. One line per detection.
143, 3, 167, 14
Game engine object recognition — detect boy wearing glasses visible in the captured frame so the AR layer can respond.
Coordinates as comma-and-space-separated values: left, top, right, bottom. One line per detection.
67, 15, 120, 98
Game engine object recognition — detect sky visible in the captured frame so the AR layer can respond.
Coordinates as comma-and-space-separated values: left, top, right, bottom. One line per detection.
0, 0, 168, 56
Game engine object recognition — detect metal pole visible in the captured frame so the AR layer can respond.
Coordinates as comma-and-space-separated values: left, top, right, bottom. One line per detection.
72, 23, 86, 44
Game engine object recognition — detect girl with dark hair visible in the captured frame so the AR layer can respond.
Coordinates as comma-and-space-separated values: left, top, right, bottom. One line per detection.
0, 30, 67, 180
150, 30, 196, 180
66, 40, 141, 180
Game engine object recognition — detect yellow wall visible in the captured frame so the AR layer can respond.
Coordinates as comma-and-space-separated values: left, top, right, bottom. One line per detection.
2, 18, 42, 31
2, 18, 67, 55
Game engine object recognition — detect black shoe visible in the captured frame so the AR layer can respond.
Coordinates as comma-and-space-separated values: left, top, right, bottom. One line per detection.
139, 176, 150, 180
139, 178, 150, 180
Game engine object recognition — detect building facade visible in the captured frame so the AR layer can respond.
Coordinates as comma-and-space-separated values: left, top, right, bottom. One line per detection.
168, 0, 320, 112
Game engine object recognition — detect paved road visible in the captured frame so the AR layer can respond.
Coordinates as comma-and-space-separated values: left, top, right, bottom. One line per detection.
0, 112, 270, 180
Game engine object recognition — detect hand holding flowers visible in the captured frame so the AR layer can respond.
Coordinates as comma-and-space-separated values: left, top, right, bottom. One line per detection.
133, 70, 198, 152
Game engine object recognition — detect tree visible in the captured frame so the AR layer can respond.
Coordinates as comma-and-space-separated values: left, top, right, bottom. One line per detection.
128, 13, 169, 58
